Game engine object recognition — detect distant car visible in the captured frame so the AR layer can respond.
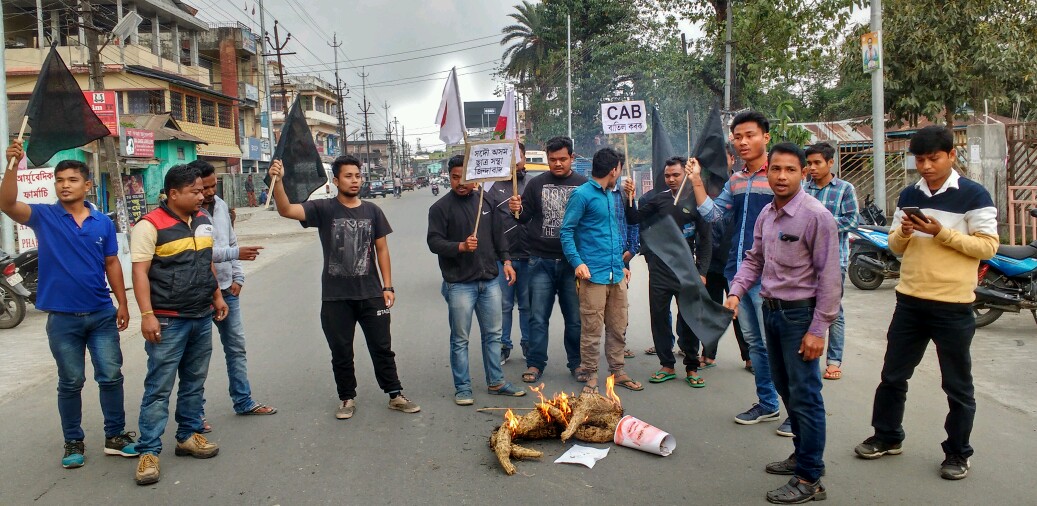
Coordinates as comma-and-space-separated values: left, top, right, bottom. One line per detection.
401, 178, 416, 191
416, 176, 429, 187
367, 180, 389, 198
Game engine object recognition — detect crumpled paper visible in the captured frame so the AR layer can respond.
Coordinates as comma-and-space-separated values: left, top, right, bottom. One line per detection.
553, 445, 610, 469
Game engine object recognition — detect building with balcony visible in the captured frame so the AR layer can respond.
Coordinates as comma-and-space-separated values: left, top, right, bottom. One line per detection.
268, 66, 341, 162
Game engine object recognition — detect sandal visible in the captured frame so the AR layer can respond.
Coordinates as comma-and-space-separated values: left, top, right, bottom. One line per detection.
823, 365, 842, 380
649, 370, 677, 383
644, 347, 657, 355
522, 367, 542, 383
623, 349, 635, 358
581, 385, 599, 395
700, 359, 717, 369
488, 382, 527, 397
240, 403, 278, 415
575, 369, 593, 383
614, 375, 644, 391
201, 418, 212, 434
684, 373, 706, 388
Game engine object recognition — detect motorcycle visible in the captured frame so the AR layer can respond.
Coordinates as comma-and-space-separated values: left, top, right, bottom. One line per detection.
848, 226, 900, 290
859, 193, 887, 226
431, 183, 439, 196
0, 250, 30, 329
972, 209, 1037, 328
12, 248, 38, 305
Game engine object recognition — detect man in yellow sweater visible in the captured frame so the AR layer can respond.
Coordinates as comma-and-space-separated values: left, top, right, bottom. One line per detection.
854, 126, 998, 481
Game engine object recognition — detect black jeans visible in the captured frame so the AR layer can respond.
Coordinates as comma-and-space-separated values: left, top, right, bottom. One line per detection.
871, 292, 976, 457
648, 273, 699, 373
705, 271, 749, 361
320, 298, 403, 401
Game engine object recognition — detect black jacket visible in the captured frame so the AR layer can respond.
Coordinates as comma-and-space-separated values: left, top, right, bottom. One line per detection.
141, 204, 217, 318
486, 178, 529, 259
427, 190, 510, 283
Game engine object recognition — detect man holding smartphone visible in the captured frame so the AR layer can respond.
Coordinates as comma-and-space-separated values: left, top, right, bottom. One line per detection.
854, 126, 998, 481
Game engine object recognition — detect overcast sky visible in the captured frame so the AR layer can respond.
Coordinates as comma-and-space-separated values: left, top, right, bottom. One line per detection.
193, 0, 527, 152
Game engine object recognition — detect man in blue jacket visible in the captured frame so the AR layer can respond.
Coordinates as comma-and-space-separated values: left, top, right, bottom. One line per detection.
560, 147, 642, 394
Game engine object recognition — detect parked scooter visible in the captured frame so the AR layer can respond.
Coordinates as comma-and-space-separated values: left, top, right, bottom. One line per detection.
12, 248, 38, 305
431, 183, 440, 196
972, 209, 1037, 328
847, 195, 897, 290
0, 250, 30, 329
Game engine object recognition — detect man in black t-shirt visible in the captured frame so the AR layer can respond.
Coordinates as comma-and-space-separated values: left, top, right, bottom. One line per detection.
269, 155, 420, 420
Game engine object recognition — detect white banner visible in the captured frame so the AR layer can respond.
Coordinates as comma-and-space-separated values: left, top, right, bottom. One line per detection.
15, 166, 56, 251
601, 100, 647, 134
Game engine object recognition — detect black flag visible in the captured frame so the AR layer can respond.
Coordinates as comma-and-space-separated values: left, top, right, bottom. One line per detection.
693, 103, 729, 197
650, 105, 677, 195
641, 214, 733, 348
265, 98, 326, 203
24, 45, 111, 166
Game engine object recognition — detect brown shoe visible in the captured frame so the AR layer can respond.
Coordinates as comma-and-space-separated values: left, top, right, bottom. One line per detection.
174, 433, 219, 459
135, 454, 160, 485
388, 394, 421, 413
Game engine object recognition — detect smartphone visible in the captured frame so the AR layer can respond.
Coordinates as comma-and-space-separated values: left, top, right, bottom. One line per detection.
902, 206, 930, 223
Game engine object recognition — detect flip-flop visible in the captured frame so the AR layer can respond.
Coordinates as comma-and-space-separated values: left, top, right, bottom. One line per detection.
685, 374, 706, 388
700, 361, 717, 370
581, 385, 599, 395
615, 376, 644, 391
823, 365, 842, 380
623, 349, 635, 358
239, 404, 278, 415
522, 367, 541, 383
649, 371, 677, 383
644, 347, 657, 355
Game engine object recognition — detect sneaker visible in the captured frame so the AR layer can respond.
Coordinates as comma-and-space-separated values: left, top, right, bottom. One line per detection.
134, 454, 160, 485
336, 399, 356, 420
455, 391, 475, 406
766, 477, 826, 504
940, 454, 970, 480
62, 440, 85, 469
765, 453, 827, 477
388, 394, 421, 413
854, 436, 903, 459
104, 431, 139, 457
776, 418, 794, 437
500, 348, 511, 366
734, 403, 780, 425
174, 433, 219, 459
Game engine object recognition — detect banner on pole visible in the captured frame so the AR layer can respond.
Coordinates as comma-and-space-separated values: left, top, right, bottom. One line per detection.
601, 100, 647, 134
862, 31, 882, 73
462, 140, 518, 184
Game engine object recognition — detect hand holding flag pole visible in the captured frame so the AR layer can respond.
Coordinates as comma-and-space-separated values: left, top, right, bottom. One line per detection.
673, 158, 699, 205
5, 117, 29, 174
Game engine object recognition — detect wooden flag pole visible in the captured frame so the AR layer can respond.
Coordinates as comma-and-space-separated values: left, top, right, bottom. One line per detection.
512, 145, 519, 219
5, 117, 29, 173
623, 134, 632, 206
472, 184, 485, 236
265, 174, 277, 209
674, 172, 688, 205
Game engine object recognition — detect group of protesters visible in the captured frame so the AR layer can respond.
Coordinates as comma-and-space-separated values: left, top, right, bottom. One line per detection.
3, 105, 997, 500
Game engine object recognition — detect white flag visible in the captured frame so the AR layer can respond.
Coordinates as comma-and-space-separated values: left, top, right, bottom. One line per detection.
493, 89, 517, 140
435, 67, 466, 145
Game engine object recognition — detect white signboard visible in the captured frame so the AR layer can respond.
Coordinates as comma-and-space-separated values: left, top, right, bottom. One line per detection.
15, 166, 56, 251
462, 140, 518, 183
601, 100, 647, 134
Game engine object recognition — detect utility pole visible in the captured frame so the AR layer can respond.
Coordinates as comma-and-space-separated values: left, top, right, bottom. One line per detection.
399, 123, 406, 176
383, 102, 393, 175
258, 0, 275, 166
358, 68, 373, 177
80, 0, 130, 232
329, 32, 347, 157
262, 20, 294, 115
0, 1, 14, 251
566, 13, 572, 149
392, 116, 400, 175
723, 1, 734, 130
871, 0, 887, 213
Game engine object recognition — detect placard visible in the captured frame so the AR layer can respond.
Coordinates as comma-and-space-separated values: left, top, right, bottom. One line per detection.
861, 31, 882, 73
601, 100, 647, 134
15, 166, 55, 251
462, 140, 518, 183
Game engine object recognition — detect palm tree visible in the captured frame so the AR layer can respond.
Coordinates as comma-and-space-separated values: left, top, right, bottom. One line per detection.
500, 1, 552, 85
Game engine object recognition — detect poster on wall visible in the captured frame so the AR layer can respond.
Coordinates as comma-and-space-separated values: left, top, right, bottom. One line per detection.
122, 174, 146, 224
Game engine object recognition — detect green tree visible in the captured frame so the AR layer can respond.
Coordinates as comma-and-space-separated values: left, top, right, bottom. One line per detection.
500, 1, 554, 87
882, 0, 1037, 128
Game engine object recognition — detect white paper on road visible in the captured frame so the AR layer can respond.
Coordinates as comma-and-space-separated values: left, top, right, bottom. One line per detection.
554, 445, 610, 468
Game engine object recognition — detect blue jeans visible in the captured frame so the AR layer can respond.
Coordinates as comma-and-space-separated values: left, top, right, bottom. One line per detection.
441, 280, 505, 394
497, 259, 531, 352
46, 306, 126, 441
739, 283, 779, 412
764, 305, 826, 482
826, 269, 847, 366
137, 316, 213, 455
211, 292, 256, 414
526, 256, 582, 373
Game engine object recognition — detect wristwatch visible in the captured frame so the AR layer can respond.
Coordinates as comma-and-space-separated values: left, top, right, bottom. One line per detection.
382, 286, 395, 293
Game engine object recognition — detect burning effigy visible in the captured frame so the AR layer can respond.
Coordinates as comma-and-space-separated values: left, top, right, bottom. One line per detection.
488, 375, 625, 475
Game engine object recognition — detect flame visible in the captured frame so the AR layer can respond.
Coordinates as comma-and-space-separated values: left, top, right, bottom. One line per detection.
527, 383, 573, 424
504, 409, 520, 435
605, 374, 622, 407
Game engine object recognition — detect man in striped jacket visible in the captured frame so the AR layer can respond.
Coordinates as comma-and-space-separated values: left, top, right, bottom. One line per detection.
854, 125, 998, 481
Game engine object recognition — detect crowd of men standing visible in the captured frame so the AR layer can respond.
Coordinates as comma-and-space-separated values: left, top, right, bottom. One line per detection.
2, 109, 996, 501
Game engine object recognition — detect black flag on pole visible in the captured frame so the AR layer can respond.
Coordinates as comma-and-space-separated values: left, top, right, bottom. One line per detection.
24, 45, 111, 166
640, 214, 733, 348
650, 105, 677, 195
265, 98, 326, 203
693, 103, 730, 197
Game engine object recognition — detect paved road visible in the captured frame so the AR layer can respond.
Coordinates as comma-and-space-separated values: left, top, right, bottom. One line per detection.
1, 188, 1035, 504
